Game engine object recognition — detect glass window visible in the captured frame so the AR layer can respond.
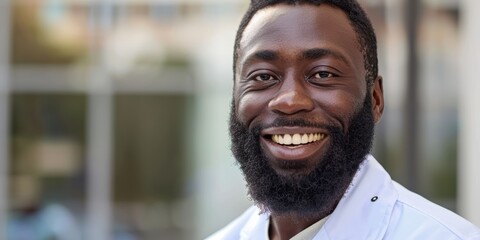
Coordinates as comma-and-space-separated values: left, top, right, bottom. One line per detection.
8, 94, 86, 239
112, 94, 194, 239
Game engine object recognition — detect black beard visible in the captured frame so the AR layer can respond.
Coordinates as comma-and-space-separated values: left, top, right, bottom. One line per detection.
229, 94, 375, 218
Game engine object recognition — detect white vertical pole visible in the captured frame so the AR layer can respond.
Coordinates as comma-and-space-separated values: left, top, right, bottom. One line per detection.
383, 0, 407, 179
0, 2, 11, 239
458, 0, 480, 226
85, 1, 114, 239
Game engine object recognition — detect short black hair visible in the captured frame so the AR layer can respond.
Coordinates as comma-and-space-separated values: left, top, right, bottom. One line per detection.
233, 0, 378, 87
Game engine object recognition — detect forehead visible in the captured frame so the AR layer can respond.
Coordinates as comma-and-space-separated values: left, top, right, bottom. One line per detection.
238, 4, 364, 74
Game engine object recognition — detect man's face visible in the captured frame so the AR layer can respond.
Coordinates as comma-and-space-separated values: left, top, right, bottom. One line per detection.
230, 4, 383, 216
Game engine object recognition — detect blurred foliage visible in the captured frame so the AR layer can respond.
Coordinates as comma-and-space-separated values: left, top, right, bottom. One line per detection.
11, 3, 88, 64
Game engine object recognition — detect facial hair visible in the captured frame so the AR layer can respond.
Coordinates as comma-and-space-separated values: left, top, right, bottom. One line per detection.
229, 94, 375, 218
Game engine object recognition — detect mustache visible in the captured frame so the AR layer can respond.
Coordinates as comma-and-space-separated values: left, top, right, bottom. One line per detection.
250, 117, 343, 136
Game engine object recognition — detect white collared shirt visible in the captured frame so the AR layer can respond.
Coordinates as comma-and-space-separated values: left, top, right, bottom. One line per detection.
206, 155, 480, 240
290, 215, 329, 240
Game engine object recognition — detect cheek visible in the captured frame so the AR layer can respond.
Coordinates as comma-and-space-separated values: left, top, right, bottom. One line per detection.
313, 90, 364, 126
319, 91, 360, 110
236, 93, 260, 125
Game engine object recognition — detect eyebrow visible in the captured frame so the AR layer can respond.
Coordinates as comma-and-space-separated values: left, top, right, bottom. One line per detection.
242, 50, 278, 66
302, 48, 349, 65
241, 48, 349, 66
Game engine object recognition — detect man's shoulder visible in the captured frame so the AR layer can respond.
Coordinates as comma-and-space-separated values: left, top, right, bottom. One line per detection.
386, 181, 480, 239
205, 206, 262, 240
340, 156, 479, 239
204, 156, 480, 240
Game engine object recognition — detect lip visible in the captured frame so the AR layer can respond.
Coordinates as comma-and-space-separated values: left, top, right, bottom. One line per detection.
260, 126, 329, 162
261, 126, 329, 136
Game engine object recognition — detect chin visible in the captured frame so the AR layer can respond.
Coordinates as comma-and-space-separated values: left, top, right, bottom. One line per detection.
268, 156, 323, 177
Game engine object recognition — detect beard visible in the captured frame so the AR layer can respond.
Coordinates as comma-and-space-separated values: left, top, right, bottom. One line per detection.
229, 93, 375, 218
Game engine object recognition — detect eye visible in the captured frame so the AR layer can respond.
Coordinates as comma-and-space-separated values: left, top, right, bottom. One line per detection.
254, 74, 275, 81
313, 71, 335, 79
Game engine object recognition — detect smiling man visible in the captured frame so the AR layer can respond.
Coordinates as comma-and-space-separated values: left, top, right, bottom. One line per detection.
207, 0, 480, 240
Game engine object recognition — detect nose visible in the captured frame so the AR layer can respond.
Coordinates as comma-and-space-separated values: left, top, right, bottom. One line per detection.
268, 78, 315, 115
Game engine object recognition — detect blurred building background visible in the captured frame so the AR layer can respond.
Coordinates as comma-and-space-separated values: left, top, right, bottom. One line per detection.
0, 0, 478, 239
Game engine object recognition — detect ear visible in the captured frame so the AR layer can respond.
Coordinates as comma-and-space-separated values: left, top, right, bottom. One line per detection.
371, 76, 384, 123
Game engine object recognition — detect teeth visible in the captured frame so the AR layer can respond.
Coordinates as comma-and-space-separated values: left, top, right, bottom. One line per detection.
278, 135, 284, 144
301, 134, 308, 144
292, 134, 301, 145
271, 133, 325, 146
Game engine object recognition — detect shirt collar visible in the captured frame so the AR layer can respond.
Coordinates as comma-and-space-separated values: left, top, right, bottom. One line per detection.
316, 155, 398, 239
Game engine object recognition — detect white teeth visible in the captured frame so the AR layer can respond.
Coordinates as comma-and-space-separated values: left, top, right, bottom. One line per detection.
284, 134, 292, 145
271, 133, 325, 145
278, 135, 284, 144
301, 134, 308, 144
292, 134, 301, 145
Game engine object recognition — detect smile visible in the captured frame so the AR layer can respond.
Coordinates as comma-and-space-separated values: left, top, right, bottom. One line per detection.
260, 127, 329, 163
271, 133, 325, 146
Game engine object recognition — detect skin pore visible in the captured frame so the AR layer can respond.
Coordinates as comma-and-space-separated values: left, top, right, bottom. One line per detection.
231, 3, 384, 240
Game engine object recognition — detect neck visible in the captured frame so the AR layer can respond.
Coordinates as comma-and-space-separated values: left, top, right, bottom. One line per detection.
268, 210, 330, 240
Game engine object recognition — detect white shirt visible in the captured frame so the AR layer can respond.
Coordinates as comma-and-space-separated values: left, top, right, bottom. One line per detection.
206, 155, 480, 240
290, 216, 329, 240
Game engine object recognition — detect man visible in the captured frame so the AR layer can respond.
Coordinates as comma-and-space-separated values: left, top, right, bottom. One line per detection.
208, 0, 480, 239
